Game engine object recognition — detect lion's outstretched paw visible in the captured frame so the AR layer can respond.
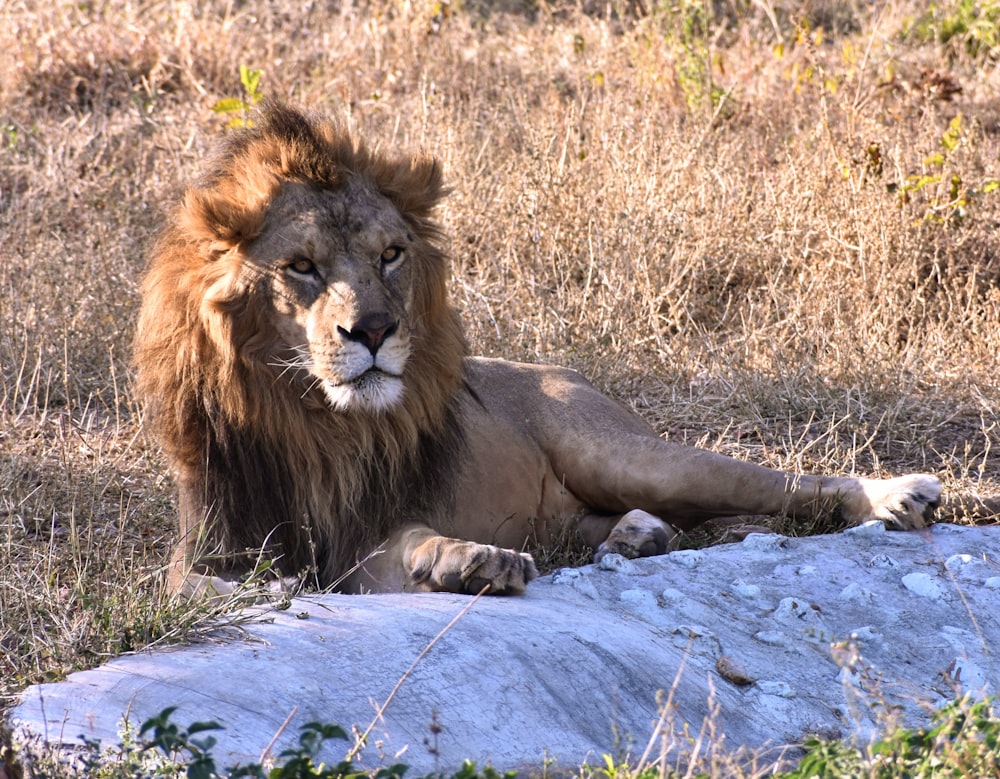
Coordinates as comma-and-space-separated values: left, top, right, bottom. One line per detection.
594, 509, 679, 563
409, 536, 539, 595
859, 474, 942, 530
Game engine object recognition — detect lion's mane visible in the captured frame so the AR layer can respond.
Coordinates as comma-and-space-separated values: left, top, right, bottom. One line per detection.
134, 104, 468, 585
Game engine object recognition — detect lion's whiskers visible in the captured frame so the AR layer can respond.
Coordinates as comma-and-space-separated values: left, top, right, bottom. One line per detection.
301, 375, 326, 401
267, 347, 330, 401
268, 345, 314, 382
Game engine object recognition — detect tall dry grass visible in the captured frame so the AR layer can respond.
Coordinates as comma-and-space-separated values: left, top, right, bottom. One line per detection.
1, 0, 998, 752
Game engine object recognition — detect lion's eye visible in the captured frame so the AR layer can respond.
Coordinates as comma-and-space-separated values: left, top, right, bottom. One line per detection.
380, 246, 404, 266
286, 257, 317, 277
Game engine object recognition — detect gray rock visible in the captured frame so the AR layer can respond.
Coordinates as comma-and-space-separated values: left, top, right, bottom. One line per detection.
11, 524, 1000, 774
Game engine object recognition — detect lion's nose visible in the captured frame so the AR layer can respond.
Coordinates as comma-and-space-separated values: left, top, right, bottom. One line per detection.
338, 314, 398, 355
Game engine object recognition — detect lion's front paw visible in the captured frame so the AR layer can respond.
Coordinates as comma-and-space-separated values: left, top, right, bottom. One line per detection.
409, 536, 539, 595
858, 474, 942, 530
594, 509, 679, 563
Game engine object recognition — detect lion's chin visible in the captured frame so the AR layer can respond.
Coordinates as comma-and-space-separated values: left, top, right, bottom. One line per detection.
322, 371, 405, 413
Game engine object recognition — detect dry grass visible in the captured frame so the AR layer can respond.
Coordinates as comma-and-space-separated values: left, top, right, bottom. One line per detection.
1, 0, 998, 769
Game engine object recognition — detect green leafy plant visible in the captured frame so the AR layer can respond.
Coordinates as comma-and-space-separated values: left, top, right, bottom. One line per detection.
635, 0, 732, 118
226, 719, 408, 779
10, 709, 520, 779
897, 113, 999, 224
138, 707, 222, 779
784, 696, 1000, 779
904, 0, 1000, 62
787, 736, 865, 779
75, 707, 221, 778
212, 65, 265, 128
585, 753, 664, 779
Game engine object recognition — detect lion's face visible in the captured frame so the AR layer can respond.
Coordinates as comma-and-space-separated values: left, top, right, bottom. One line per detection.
238, 177, 418, 413
139, 104, 466, 467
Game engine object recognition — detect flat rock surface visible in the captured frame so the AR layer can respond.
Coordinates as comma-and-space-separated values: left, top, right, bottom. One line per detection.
11, 523, 1000, 773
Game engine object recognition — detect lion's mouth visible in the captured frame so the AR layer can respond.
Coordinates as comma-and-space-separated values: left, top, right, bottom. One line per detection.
322, 369, 405, 412
345, 366, 401, 385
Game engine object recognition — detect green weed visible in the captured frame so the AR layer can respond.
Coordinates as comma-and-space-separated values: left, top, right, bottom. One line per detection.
211, 66, 265, 128
635, 0, 732, 118
8, 708, 516, 779
897, 113, 999, 224
904, 0, 1000, 62
789, 697, 1000, 779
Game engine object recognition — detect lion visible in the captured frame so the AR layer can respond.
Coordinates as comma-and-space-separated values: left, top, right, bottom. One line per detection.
134, 102, 942, 597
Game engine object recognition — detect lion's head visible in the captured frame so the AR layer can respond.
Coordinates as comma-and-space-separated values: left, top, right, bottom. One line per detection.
135, 104, 468, 585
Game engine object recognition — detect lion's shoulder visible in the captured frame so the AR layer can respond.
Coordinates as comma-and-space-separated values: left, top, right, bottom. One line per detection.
464, 356, 589, 404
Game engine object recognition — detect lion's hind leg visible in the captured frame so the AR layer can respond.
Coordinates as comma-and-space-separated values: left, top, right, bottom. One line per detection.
591, 509, 680, 563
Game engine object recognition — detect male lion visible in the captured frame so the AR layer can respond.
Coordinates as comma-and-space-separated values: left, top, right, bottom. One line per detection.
135, 103, 942, 597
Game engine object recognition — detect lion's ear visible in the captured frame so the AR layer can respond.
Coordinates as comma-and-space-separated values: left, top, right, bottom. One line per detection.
377, 152, 449, 222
